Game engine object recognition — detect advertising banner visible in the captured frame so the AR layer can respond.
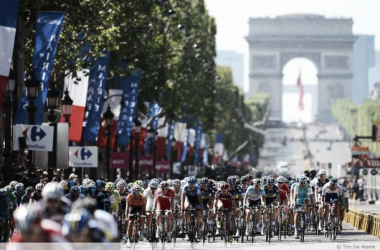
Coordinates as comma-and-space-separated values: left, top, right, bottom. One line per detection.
110, 152, 129, 169
13, 124, 54, 151
139, 155, 153, 170
69, 146, 98, 168
156, 161, 170, 173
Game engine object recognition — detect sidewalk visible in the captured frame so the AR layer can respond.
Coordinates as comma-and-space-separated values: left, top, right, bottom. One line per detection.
349, 199, 380, 214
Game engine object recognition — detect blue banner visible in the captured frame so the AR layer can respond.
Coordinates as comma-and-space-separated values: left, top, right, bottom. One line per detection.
203, 136, 208, 165
166, 121, 175, 159
117, 71, 141, 146
144, 102, 161, 153
82, 52, 110, 142
193, 123, 202, 164
181, 130, 189, 162
14, 12, 65, 125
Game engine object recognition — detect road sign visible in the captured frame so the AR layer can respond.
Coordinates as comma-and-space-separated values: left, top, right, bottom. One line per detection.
362, 169, 368, 175
371, 169, 378, 175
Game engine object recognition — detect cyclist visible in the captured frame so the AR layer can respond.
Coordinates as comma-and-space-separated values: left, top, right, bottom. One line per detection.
31, 183, 44, 203
338, 179, 349, 232
293, 176, 313, 239
240, 175, 249, 193
171, 179, 183, 233
143, 180, 158, 239
126, 185, 146, 243
214, 182, 236, 242
262, 176, 279, 237
65, 186, 84, 202
227, 176, 243, 236
105, 182, 121, 218
322, 178, 342, 232
0, 188, 10, 242
20, 187, 34, 206
143, 179, 150, 190
62, 208, 91, 242
199, 177, 215, 235
41, 182, 71, 223
182, 176, 203, 240
116, 179, 129, 241
312, 170, 329, 231
244, 178, 265, 235
154, 181, 174, 242
13, 183, 25, 206
277, 176, 290, 225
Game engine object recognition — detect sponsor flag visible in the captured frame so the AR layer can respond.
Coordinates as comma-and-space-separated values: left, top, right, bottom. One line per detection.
166, 121, 175, 159
14, 12, 65, 125
202, 134, 208, 165
62, 70, 89, 142
296, 69, 304, 111
82, 52, 110, 142
0, 0, 20, 107
117, 71, 141, 146
69, 146, 98, 168
181, 130, 189, 162
213, 133, 224, 163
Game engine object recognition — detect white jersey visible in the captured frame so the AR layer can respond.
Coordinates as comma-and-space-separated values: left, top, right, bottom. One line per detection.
322, 183, 343, 203
143, 187, 155, 210
171, 187, 182, 207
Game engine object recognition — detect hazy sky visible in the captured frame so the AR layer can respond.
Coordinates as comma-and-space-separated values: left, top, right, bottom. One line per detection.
205, 0, 380, 122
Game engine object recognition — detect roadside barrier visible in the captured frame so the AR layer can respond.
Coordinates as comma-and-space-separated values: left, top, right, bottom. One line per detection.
344, 207, 380, 238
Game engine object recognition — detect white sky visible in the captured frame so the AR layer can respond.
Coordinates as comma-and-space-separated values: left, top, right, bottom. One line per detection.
205, 0, 380, 122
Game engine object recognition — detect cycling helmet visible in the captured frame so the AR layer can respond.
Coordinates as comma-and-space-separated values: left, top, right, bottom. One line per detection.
199, 177, 209, 185
149, 181, 159, 189
14, 204, 43, 234
105, 182, 116, 191
62, 209, 90, 235
5, 186, 12, 195
330, 178, 338, 185
10, 181, 18, 189
42, 182, 63, 200
116, 180, 127, 189
157, 177, 163, 183
15, 183, 24, 191
227, 176, 237, 185
180, 180, 187, 187
241, 176, 248, 183
299, 176, 308, 183
80, 185, 88, 196
167, 179, 173, 187
134, 180, 143, 188
261, 176, 268, 182
0, 188, 7, 198
318, 170, 327, 176
96, 179, 105, 188
267, 177, 275, 185
143, 179, 150, 185
60, 180, 69, 190
36, 183, 44, 191
131, 185, 141, 193
160, 181, 169, 189
114, 178, 123, 186
127, 183, 134, 190
286, 176, 293, 182
151, 178, 158, 183
70, 186, 81, 195
220, 183, 230, 190
187, 176, 197, 184
172, 179, 181, 187
253, 179, 262, 185
246, 174, 254, 181
25, 186, 34, 194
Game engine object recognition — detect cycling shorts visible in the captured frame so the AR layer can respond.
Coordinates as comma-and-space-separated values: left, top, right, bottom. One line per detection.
248, 199, 261, 208
266, 197, 276, 205
129, 206, 143, 215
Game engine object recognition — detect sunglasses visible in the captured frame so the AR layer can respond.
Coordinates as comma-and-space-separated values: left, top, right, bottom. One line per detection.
47, 199, 59, 203
300, 182, 306, 184
71, 195, 79, 198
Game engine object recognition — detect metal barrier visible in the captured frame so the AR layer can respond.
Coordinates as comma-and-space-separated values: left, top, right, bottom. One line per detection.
344, 207, 380, 238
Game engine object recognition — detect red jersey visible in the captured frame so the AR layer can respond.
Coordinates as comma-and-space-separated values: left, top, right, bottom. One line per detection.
155, 188, 174, 210
278, 184, 290, 202
215, 190, 234, 209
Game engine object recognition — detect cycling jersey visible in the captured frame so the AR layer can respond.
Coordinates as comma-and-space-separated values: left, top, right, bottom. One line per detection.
127, 193, 146, 208
20, 194, 30, 205
13, 190, 24, 206
215, 190, 234, 209
155, 188, 174, 210
322, 183, 343, 203
118, 189, 129, 211
339, 185, 348, 207
229, 185, 242, 200
293, 183, 313, 206
200, 187, 215, 200
240, 184, 249, 194
143, 187, 155, 211
0, 198, 10, 220
171, 187, 182, 208
183, 185, 201, 205
312, 178, 329, 198
245, 186, 265, 201
263, 184, 279, 198
109, 190, 121, 213
278, 184, 290, 203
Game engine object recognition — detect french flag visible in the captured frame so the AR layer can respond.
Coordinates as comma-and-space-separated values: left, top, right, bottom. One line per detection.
174, 119, 187, 161
62, 70, 89, 142
0, 0, 20, 106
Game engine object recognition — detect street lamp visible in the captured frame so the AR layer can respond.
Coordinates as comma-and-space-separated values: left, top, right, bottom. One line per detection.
46, 82, 60, 181
103, 105, 114, 181
61, 88, 73, 123
134, 119, 142, 180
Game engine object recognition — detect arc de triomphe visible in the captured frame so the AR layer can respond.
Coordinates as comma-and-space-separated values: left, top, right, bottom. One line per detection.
246, 14, 356, 121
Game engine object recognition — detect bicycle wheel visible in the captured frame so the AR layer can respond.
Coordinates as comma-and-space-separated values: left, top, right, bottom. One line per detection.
172, 219, 177, 243
240, 219, 246, 243
278, 213, 282, 241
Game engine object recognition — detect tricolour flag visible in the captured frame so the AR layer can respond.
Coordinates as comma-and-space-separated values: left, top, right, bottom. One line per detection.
62, 70, 89, 142
0, 0, 20, 107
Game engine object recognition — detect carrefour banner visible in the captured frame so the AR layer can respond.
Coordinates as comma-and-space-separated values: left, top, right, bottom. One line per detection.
14, 12, 65, 125
82, 52, 110, 142
69, 146, 98, 168
117, 71, 141, 146
193, 123, 202, 164
13, 124, 54, 151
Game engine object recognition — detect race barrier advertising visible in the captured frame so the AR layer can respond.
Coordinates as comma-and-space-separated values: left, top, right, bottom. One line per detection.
344, 207, 380, 238
69, 146, 98, 168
